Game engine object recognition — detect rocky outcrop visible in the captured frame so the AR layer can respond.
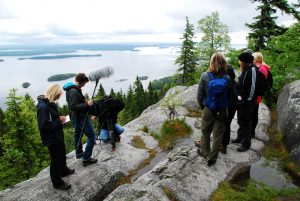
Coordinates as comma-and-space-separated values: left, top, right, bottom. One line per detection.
277, 80, 300, 166
0, 85, 270, 201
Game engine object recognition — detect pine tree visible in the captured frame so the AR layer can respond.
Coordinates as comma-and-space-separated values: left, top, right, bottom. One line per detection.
0, 89, 48, 189
175, 17, 197, 86
133, 77, 146, 117
246, 0, 300, 51
197, 11, 231, 69
109, 88, 116, 98
95, 83, 106, 99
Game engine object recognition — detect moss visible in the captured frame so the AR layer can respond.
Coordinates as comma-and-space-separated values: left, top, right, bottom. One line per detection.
140, 125, 149, 133
162, 187, 179, 201
151, 118, 192, 150
131, 135, 147, 149
212, 181, 300, 201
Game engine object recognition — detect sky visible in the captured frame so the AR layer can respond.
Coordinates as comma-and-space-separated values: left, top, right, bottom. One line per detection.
0, 0, 298, 46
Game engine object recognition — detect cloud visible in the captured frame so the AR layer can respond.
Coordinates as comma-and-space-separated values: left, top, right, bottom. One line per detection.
0, 0, 297, 45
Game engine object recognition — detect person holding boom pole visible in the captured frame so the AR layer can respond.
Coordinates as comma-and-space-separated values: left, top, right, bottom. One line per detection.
63, 73, 98, 167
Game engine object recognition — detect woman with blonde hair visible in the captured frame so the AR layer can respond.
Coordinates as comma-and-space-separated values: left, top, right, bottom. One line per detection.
196, 52, 231, 166
37, 84, 74, 190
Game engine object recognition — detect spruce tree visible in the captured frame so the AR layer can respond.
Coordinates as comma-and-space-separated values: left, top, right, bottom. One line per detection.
95, 83, 106, 99
133, 77, 146, 117
0, 89, 48, 189
175, 17, 197, 86
246, 0, 300, 51
197, 12, 231, 69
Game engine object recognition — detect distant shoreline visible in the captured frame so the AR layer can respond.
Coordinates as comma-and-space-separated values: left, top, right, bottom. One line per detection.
18, 54, 102, 60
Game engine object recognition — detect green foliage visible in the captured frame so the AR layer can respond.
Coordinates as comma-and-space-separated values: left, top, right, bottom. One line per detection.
151, 119, 192, 150
175, 17, 198, 86
212, 180, 300, 201
0, 89, 48, 190
225, 49, 242, 68
151, 76, 176, 90
95, 83, 106, 100
197, 11, 231, 70
246, 0, 300, 51
263, 22, 300, 108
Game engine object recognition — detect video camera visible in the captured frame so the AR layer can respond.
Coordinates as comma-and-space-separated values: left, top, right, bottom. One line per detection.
93, 96, 125, 119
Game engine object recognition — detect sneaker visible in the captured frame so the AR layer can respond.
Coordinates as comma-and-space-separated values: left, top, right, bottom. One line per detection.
231, 138, 241, 144
237, 146, 249, 152
76, 152, 83, 159
220, 145, 227, 154
54, 183, 71, 191
207, 159, 216, 166
61, 168, 75, 177
82, 158, 98, 167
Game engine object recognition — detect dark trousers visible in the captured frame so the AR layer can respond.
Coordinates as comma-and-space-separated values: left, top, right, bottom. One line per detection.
47, 142, 68, 188
252, 103, 259, 138
237, 104, 254, 148
222, 106, 236, 146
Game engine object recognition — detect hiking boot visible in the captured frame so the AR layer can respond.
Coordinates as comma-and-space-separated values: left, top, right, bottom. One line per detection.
76, 152, 83, 159
115, 135, 121, 142
54, 183, 71, 191
220, 145, 227, 154
231, 138, 241, 144
83, 158, 98, 167
237, 145, 249, 152
207, 159, 216, 167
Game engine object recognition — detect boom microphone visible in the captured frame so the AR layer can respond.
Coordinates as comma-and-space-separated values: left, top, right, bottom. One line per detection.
89, 66, 114, 82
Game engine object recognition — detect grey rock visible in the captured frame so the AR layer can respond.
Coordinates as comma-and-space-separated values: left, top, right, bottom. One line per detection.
0, 85, 270, 201
277, 80, 300, 166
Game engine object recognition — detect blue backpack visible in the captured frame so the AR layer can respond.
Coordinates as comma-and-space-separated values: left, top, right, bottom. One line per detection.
205, 72, 229, 112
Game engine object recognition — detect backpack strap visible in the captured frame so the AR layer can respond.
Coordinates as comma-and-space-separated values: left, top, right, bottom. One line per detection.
207, 72, 215, 80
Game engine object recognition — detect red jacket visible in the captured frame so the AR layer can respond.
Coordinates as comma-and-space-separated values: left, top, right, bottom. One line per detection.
256, 63, 271, 104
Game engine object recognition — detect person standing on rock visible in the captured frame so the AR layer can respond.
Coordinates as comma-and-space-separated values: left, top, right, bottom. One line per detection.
37, 84, 74, 190
232, 52, 258, 152
252, 52, 271, 138
196, 52, 231, 166
63, 73, 98, 167
220, 64, 238, 154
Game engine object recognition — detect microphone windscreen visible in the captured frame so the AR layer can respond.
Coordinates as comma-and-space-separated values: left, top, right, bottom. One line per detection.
89, 66, 114, 81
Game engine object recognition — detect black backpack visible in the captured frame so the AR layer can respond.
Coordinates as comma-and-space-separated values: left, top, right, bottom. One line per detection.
256, 67, 273, 96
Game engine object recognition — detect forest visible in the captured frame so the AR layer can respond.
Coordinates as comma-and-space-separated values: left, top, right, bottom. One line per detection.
0, 0, 299, 191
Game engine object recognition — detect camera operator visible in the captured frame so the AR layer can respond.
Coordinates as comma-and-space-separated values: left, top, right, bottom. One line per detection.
92, 96, 125, 144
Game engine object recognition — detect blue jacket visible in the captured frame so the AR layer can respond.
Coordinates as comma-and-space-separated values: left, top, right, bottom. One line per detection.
36, 95, 64, 146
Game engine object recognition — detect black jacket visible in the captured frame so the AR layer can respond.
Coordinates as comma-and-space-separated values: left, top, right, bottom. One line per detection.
63, 84, 89, 121
95, 97, 125, 130
36, 96, 64, 146
237, 63, 258, 105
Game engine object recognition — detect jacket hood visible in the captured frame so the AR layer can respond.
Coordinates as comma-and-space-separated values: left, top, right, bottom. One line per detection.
63, 82, 77, 91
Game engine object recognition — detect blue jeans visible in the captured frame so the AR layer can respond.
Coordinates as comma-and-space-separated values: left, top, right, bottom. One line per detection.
73, 117, 96, 160
100, 124, 124, 143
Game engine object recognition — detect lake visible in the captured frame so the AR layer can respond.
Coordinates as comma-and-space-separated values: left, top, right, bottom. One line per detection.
0, 45, 179, 109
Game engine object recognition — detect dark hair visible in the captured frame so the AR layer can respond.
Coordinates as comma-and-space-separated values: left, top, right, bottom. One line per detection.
75, 73, 89, 84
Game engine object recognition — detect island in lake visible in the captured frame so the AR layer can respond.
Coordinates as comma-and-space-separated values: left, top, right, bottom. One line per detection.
22, 82, 31, 89
115, 79, 128, 82
18, 54, 102, 60
48, 73, 76, 82
137, 76, 149, 80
